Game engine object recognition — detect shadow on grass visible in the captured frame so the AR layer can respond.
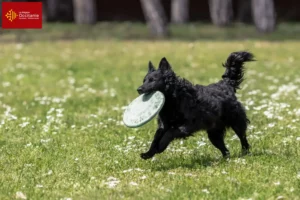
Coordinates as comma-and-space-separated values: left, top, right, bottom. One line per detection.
0, 140, 6, 148
1, 22, 300, 43
152, 157, 219, 171
149, 150, 272, 171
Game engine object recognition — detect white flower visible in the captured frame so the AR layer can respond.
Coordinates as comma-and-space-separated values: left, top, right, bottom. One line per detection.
129, 182, 138, 186
19, 122, 30, 128
233, 158, 246, 165
16, 191, 27, 199
128, 136, 135, 140
16, 74, 25, 80
105, 177, 120, 188
248, 90, 260, 95
277, 116, 283, 120
112, 106, 120, 111
263, 110, 274, 119
25, 143, 32, 147
268, 123, 275, 128
295, 109, 300, 116
16, 43, 24, 50
151, 157, 157, 162
274, 181, 280, 186
297, 172, 300, 179
230, 135, 239, 141
41, 138, 51, 143
202, 189, 210, 194
107, 176, 118, 181
2, 82, 11, 87
36, 184, 43, 188
197, 141, 206, 147
123, 169, 133, 173
90, 114, 98, 118
185, 173, 196, 177
56, 113, 63, 118
47, 107, 55, 114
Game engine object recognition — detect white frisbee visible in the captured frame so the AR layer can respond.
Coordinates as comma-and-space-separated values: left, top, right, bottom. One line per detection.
123, 91, 165, 128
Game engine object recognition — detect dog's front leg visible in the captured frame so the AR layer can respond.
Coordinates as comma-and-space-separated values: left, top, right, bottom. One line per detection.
140, 128, 166, 160
156, 126, 191, 154
141, 125, 192, 159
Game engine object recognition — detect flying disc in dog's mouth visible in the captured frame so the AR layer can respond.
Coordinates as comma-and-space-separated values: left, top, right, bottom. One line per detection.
123, 91, 165, 128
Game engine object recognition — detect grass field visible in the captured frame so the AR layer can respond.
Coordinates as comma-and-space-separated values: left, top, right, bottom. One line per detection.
0, 23, 300, 200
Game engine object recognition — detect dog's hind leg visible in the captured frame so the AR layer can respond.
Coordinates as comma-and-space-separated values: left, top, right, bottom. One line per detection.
228, 105, 250, 155
231, 122, 250, 156
207, 127, 230, 158
229, 102, 251, 155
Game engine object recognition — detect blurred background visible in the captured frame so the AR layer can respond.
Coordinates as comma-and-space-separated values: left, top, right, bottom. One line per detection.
1, 0, 300, 41
0, 2, 300, 199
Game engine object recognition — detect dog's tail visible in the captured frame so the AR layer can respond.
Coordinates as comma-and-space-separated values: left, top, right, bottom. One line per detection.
222, 51, 255, 90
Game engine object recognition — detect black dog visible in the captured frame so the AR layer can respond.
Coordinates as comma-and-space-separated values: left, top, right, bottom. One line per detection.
137, 51, 255, 160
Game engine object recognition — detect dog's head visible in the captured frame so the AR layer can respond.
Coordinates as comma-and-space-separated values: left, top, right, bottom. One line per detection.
137, 57, 172, 95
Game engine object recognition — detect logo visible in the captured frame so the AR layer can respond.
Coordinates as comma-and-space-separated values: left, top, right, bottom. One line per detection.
1, 2, 42, 29
5, 9, 18, 22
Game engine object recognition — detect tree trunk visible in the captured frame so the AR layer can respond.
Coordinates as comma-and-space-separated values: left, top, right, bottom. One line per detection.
209, 0, 233, 27
237, 0, 252, 24
252, 0, 276, 33
73, 0, 97, 24
0, 0, 2, 28
42, 1, 47, 22
140, 0, 169, 38
171, 0, 189, 24
46, 0, 59, 21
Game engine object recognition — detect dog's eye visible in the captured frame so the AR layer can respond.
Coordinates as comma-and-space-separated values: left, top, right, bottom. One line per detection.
149, 78, 154, 82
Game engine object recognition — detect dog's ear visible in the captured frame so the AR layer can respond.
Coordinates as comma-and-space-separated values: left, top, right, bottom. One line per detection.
148, 61, 155, 73
158, 57, 171, 72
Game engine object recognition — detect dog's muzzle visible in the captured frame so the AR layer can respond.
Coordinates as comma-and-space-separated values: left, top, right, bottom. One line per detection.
137, 87, 143, 94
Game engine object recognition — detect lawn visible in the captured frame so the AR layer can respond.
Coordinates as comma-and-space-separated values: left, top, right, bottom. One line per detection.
0, 23, 299, 200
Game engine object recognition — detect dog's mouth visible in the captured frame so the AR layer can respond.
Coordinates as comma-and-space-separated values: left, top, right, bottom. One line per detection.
138, 91, 150, 95
137, 87, 152, 95
137, 88, 144, 95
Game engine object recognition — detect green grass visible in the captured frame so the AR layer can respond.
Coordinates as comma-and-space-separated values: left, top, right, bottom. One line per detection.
0, 23, 300, 200
1, 22, 300, 42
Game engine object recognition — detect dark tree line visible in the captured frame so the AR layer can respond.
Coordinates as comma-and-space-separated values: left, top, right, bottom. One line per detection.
140, 0, 276, 37
40, 0, 277, 37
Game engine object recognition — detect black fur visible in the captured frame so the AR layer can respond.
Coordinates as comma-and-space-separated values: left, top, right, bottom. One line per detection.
137, 51, 255, 160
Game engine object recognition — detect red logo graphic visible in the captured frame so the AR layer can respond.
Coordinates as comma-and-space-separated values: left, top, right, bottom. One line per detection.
1, 2, 42, 29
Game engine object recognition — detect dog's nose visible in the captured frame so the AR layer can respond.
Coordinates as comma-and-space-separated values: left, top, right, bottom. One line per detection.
137, 87, 143, 94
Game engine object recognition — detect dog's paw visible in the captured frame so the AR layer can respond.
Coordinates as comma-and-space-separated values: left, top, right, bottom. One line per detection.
140, 152, 153, 160
223, 152, 231, 159
241, 149, 251, 156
